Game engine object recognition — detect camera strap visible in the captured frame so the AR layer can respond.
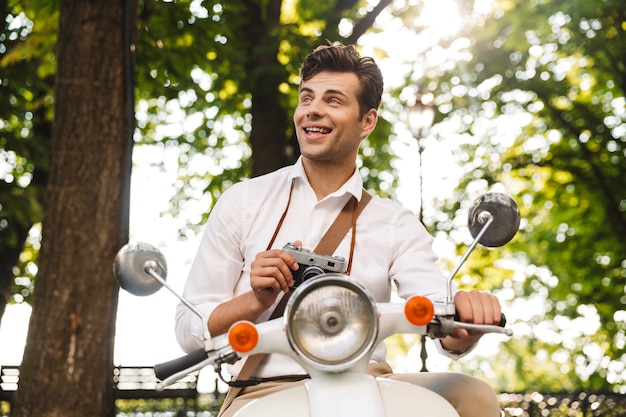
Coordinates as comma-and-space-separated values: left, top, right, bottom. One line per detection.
219, 186, 373, 414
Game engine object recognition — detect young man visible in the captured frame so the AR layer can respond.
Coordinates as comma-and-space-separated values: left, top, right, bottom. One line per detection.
175, 43, 503, 417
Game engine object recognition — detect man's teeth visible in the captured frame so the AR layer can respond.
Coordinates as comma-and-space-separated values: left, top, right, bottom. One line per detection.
306, 127, 331, 134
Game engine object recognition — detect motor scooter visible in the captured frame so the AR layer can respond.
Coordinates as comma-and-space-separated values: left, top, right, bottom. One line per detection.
113, 192, 520, 417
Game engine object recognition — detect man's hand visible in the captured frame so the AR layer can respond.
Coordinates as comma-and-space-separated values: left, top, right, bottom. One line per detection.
440, 290, 502, 354
250, 247, 300, 309
208, 243, 301, 336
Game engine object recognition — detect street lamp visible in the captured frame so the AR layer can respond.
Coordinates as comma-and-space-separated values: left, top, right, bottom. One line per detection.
406, 88, 436, 223
406, 87, 436, 373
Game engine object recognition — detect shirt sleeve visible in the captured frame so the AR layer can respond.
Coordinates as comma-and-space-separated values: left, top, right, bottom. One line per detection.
433, 338, 477, 360
387, 205, 449, 303
385, 205, 478, 361
174, 182, 246, 353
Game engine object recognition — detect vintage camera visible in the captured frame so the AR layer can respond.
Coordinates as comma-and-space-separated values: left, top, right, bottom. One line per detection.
282, 242, 347, 287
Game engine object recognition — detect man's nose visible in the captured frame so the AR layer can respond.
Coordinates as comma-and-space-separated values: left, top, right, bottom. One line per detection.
307, 99, 324, 118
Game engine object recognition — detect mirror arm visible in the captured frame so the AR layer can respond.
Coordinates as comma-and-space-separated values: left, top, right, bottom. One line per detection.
144, 260, 214, 351
445, 211, 494, 303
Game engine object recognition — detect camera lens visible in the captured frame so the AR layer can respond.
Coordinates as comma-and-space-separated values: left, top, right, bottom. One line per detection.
302, 266, 325, 282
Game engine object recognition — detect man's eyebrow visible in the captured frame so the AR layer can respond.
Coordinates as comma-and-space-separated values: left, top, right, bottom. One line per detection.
324, 88, 348, 98
298, 86, 349, 98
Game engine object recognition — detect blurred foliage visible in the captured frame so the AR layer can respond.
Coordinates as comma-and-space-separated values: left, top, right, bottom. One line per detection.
130, 0, 402, 237
422, 0, 625, 393
500, 391, 626, 417
2, 0, 625, 395
114, 397, 214, 415
0, 0, 405, 311
111, 392, 626, 417
0, 2, 53, 313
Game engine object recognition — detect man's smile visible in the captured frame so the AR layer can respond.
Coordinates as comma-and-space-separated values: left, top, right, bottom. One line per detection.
304, 126, 332, 134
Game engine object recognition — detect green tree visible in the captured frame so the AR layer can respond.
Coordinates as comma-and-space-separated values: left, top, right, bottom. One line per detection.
1, 0, 417, 414
0, 0, 403, 321
0, 0, 53, 321
10, 0, 135, 416
130, 0, 399, 234
10, 0, 624, 404
423, 0, 625, 392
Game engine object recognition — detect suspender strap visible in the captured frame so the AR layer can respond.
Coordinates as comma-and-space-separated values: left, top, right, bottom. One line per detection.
219, 189, 373, 414
317, 190, 372, 274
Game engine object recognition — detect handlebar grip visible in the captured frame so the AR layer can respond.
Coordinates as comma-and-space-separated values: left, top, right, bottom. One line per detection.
154, 348, 207, 381
453, 313, 507, 327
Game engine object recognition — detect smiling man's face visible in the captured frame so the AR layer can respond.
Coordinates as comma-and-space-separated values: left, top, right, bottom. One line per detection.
294, 71, 377, 168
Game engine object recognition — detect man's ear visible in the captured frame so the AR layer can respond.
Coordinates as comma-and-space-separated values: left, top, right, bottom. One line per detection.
360, 108, 378, 139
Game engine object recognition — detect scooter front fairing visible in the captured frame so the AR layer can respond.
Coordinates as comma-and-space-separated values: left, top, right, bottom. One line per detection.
234, 372, 459, 417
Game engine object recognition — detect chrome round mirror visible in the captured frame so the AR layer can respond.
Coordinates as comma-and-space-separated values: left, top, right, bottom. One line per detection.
468, 193, 520, 247
113, 241, 167, 296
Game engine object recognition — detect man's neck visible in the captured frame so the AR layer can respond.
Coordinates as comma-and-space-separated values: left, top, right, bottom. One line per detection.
302, 159, 356, 201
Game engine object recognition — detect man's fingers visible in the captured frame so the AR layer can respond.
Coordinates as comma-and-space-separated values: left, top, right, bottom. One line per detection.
251, 250, 299, 292
454, 290, 501, 325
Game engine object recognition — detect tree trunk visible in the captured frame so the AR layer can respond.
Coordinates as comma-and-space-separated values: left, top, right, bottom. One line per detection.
11, 0, 134, 415
245, 0, 291, 177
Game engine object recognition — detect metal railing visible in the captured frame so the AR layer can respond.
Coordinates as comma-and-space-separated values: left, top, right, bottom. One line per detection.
1, 365, 199, 405
3, 365, 625, 416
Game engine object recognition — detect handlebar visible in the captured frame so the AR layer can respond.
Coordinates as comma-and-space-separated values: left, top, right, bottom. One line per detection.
444, 313, 511, 336
152, 313, 508, 382
154, 348, 208, 381
453, 312, 507, 327
154, 342, 241, 389
153, 311, 511, 387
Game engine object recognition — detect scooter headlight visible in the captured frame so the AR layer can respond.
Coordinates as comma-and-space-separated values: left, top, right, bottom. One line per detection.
285, 274, 378, 372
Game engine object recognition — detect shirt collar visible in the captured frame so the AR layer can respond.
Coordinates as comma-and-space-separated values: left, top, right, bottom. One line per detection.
288, 156, 365, 201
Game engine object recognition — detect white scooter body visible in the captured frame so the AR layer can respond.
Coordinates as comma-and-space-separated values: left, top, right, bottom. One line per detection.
235, 374, 459, 417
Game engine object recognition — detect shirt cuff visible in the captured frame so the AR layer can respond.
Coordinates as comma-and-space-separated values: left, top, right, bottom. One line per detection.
433, 338, 476, 360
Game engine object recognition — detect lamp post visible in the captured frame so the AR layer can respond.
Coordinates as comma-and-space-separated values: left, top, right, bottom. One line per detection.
406, 88, 436, 223
406, 87, 436, 372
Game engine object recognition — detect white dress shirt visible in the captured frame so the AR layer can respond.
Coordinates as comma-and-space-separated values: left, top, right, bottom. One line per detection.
176, 157, 459, 378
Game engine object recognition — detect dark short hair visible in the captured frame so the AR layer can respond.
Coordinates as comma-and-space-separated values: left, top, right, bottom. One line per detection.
299, 43, 384, 118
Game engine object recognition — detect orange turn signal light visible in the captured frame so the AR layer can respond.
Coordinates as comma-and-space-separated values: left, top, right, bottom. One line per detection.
404, 296, 435, 326
228, 321, 259, 353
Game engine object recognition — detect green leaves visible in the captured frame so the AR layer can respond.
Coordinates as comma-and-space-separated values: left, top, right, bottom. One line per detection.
430, 0, 625, 392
